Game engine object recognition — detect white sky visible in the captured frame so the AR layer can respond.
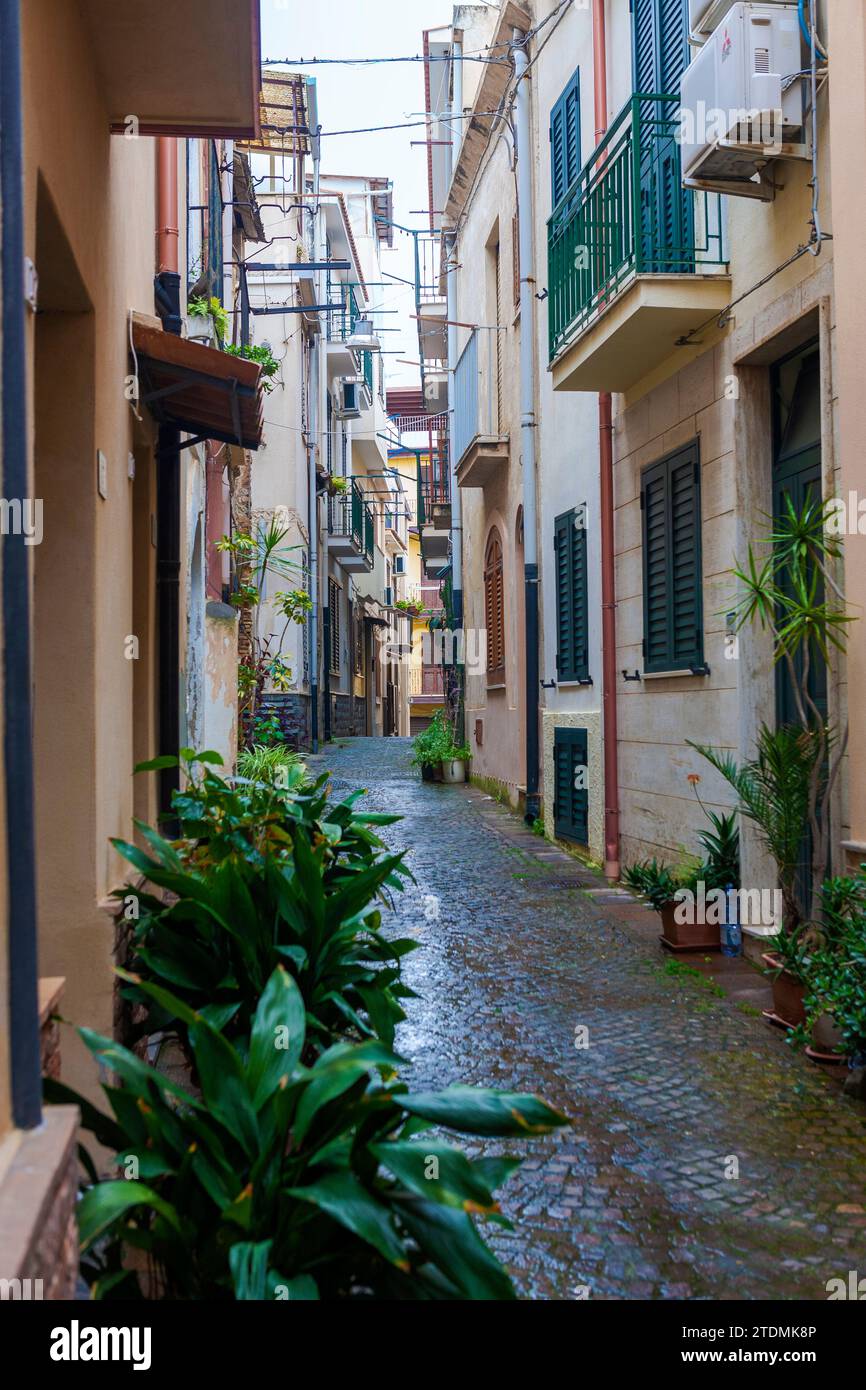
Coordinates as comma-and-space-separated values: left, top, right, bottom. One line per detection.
260, 0, 452, 390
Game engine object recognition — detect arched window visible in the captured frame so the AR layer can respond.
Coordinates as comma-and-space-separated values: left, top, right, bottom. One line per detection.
484, 527, 505, 683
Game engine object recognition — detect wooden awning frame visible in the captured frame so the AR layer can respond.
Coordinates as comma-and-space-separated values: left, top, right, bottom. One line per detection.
132, 318, 264, 451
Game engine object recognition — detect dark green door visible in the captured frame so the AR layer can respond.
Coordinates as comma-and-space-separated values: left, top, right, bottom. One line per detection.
554, 727, 589, 845
632, 0, 693, 274
771, 341, 826, 907
771, 342, 826, 728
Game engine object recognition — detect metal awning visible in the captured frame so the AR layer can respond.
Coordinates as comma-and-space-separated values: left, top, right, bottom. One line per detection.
132, 316, 264, 450
82, 0, 262, 138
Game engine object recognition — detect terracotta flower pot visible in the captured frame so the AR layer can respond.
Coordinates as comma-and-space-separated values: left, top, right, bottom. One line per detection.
659, 902, 720, 952
762, 952, 806, 1026
812, 1011, 845, 1056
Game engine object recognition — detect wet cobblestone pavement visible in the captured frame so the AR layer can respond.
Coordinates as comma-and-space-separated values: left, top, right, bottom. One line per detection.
321, 738, 866, 1301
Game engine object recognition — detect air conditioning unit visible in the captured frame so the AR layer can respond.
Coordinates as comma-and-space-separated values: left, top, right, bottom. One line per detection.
393, 554, 406, 576
689, 0, 791, 38
680, 3, 807, 201
336, 380, 362, 419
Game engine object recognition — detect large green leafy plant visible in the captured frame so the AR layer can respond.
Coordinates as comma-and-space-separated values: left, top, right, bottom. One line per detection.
48, 968, 568, 1300
693, 498, 855, 927
115, 751, 416, 1055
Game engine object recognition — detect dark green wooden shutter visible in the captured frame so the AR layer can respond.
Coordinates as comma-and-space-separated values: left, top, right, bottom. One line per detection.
550, 70, 581, 208
555, 508, 590, 683
553, 727, 589, 845
632, 0, 692, 272
641, 441, 703, 673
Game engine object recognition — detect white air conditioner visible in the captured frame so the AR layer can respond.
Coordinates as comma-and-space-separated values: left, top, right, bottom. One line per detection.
689, 0, 792, 39
336, 380, 362, 420
680, 3, 806, 201
393, 554, 406, 576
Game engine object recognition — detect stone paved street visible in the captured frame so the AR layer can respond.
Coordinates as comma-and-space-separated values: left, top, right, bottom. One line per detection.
321, 737, 866, 1301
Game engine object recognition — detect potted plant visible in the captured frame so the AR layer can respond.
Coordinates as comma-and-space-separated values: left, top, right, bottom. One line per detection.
327, 474, 348, 497
692, 498, 857, 978
792, 875, 866, 1056
622, 859, 716, 950
395, 597, 425, 619
187, 294, 229, 345
440, 737, 471, 784
410, 710, 451, 781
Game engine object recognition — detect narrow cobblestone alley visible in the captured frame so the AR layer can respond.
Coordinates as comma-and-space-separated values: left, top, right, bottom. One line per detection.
320, 738, 866, 1302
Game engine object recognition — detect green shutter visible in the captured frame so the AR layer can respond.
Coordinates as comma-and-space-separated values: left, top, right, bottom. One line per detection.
553, 727, 589, 844
632, 0, 693, 273
555, 508, 590, 683
550, 70, 581, 209
641, 441, 704, 673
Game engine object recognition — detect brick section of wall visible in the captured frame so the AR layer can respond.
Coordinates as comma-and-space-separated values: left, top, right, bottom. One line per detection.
0, 1107, 79, 1300
331, 693, 367, 737
38, 978, 65, 1082
259, 691, 311, 750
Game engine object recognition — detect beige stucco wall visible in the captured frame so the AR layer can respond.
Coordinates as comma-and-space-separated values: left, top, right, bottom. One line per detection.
21, 0, 161, 1102
456, 134, 526, 805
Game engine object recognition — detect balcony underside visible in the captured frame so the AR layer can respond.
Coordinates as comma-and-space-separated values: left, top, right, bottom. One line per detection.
327, 537, 372, 573
420, 526, 450, 576
456, 437, 509, 489
551, 274, 731, 394
83, 0, 261, 137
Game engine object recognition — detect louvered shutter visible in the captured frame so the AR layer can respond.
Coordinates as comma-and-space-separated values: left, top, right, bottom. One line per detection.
550, 70, 581, 208
555, 513, 573, 679
669, 447, 703, 669
553, 727, 589, 844
632, 0, 692, 272
641, 441, 703, 673
555, 509, 590, 682
485, 530, 505, 680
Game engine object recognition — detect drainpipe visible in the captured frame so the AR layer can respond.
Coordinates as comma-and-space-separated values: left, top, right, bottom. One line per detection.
155, 137, 182, 816
592, 0, 620, 879
447, 34, 464, 741
1, 0, 42, 1129
513, 31, 541, 823
307, 110, 321, 751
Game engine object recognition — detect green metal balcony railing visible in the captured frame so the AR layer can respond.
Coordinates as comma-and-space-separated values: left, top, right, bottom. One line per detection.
326, 275, 363, 343
328, 479, 374, 567
547, 93, 727, 362
416, 446, 450, 528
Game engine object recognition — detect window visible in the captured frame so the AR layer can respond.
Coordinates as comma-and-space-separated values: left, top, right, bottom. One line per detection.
484, 527, 505, 683
640, 440, 704, 674
207, 141, 223, 297
553, 727, 589, 845
554, 507, 590, 683
550, 69, 581, 208
328, 577, 341, 675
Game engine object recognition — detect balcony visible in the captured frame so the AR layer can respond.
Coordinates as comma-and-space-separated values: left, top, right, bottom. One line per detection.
548, 95, 730, 394
326, 281, 365, 377
417, 450, 451, 576
83, 0, 261, 137
452, 330, 509, 488
327, 481, 374, 573
410, 666, 445, 699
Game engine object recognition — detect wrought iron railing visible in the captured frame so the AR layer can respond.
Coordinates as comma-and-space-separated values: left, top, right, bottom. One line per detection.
547, 93, 727, 361
416, 447, 450, 526
452, 327, 503, 466
327, 278, 362, 342
327, 479, 374, 566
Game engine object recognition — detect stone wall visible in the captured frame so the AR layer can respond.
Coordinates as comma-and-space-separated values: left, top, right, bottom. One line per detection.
331, 693, 367, 738
260, 691, 312, 750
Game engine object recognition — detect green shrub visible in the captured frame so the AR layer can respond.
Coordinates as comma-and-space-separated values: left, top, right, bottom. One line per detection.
47, 968, 568, 1300
113, 751, 416, 1054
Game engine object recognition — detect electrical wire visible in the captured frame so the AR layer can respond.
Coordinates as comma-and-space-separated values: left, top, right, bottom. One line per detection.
262, 51, 511, 67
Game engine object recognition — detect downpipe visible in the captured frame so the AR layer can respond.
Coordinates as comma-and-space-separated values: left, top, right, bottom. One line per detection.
592, 0, 621, 879
514, 32, 541, 824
